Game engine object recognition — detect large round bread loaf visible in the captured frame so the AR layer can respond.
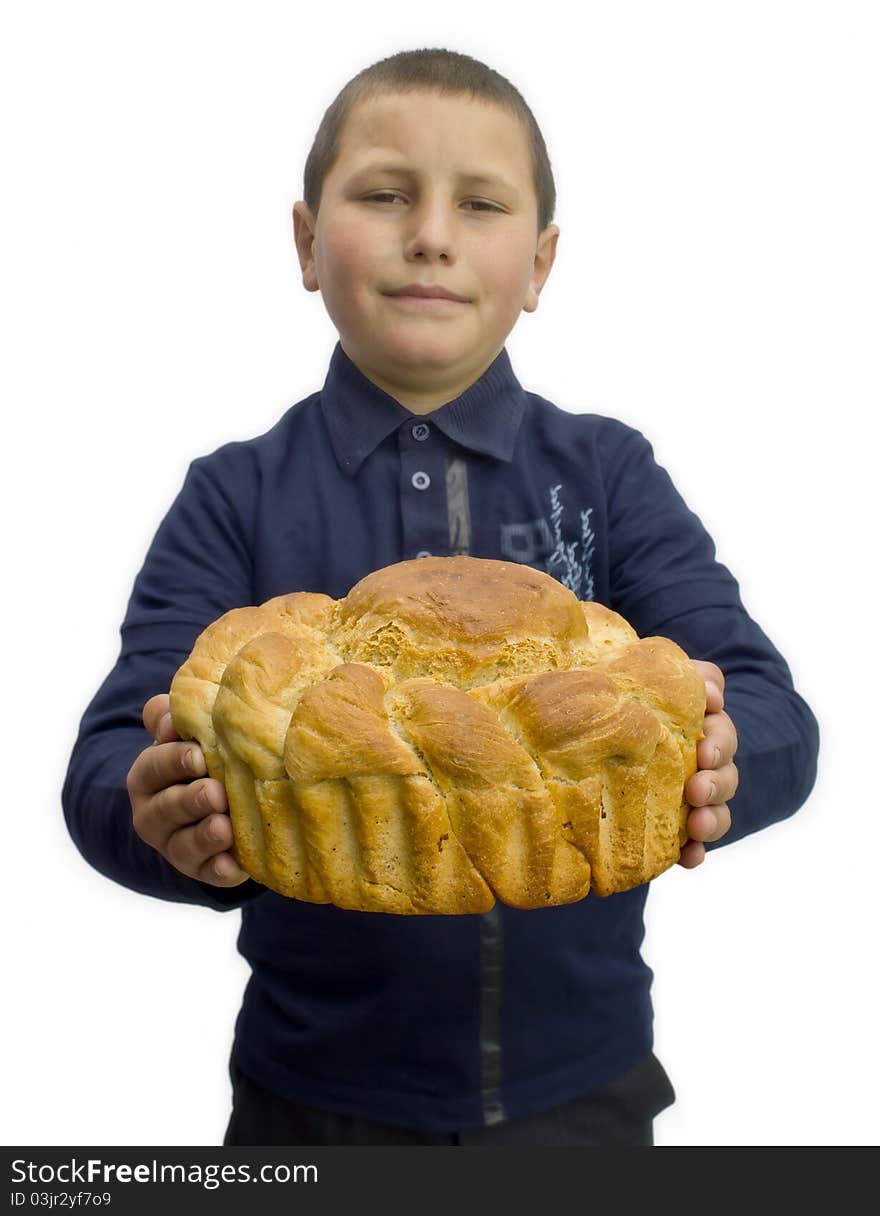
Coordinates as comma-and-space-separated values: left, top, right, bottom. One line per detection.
169, 556, 705, 913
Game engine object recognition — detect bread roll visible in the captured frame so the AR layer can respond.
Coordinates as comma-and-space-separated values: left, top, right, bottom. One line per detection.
169, 556, 705, 913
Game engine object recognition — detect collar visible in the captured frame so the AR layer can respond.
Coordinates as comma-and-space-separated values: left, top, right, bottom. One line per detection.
320, 340, 528, 477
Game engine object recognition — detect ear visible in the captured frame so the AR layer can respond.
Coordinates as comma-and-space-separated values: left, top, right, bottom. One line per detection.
523, 224, 560, 314
292, 201, 320, 292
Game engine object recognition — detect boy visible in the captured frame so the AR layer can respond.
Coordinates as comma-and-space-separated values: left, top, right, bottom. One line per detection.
62, 47, 820, 1146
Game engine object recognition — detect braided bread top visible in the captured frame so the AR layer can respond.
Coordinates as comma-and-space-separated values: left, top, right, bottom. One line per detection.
169, 556, 705, 913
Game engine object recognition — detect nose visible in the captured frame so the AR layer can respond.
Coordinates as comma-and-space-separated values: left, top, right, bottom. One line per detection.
403, 195, 456, 262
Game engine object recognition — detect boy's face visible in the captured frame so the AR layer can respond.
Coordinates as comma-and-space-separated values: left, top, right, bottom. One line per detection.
293, 90, 559, 412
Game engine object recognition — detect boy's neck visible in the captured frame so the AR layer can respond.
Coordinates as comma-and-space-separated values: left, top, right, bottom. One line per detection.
341, 341, 502, 415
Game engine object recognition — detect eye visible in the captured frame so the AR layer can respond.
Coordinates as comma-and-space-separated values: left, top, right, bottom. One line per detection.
362, 193, 503, 213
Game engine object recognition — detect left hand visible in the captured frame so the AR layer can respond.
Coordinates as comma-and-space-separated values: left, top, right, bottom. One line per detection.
680, 660, 739, 868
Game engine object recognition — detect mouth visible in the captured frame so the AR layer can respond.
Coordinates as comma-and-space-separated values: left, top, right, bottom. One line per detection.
383, 292, 470, 310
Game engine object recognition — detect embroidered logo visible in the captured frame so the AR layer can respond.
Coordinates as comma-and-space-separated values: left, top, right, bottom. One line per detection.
500, 484, 596, 601
546, 483, 596, 601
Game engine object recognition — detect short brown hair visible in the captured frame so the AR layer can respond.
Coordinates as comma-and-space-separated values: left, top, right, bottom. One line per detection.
302, 47, 556, 234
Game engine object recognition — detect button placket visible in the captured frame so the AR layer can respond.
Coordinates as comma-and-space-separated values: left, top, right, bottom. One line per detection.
399, 419, 445, 562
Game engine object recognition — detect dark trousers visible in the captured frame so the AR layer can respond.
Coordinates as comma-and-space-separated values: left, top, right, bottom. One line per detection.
222, 1053, 673, 1146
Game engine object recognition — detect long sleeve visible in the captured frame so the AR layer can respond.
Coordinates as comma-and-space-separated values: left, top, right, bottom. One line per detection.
600, 422, 820, 848
62, 451, 266, 910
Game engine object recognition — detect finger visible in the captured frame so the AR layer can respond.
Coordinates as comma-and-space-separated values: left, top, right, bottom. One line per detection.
697, 715, 737, 770
702, 681, 723, 716
686, 761, 739, 808
677, 839, 706, 869
164, 817, 249, 887
165, 805, 238, 878
136, 775, 228, 852
701, 662, 725, 693
196, 849, 251, 887
685, 803, 732, 844
691, 661, 725, 702
143, 693, 172, 740
128, 739, 207, 799
153, 773, 227, 835
154, 711, 181, 745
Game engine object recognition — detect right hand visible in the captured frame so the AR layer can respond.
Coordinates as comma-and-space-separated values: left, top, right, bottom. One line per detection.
126, 693, 250, 887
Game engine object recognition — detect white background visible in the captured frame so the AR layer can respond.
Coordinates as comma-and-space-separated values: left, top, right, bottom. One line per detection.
3, 0, 877, 1148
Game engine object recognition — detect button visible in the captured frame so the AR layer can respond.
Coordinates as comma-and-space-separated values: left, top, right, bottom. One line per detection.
412, 423, 430, 441
416, 550, 432, 558
411, 471, 430, 490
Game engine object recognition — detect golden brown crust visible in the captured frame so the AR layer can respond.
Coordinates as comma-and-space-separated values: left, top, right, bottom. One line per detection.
169, 556, 705, 912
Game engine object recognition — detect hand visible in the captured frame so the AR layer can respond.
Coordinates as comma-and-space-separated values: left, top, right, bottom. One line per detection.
679, 661, 739, 869
126, 693, 250, 887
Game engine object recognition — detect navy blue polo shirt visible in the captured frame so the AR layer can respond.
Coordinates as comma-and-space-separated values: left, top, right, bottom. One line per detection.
62, 339, 819, 1130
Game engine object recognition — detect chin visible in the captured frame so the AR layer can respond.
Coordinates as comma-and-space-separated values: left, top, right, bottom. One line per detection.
379, 343, 457, 372
382, 325, 480, 366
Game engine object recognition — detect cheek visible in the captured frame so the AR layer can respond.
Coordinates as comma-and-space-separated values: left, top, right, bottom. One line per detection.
316, 221, 376, 289
477, 234, 535, 300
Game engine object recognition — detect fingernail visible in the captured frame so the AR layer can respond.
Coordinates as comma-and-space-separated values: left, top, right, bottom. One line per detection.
159, 713, 171, 737
187, 749, 206, 776
215, 855, 240, 881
